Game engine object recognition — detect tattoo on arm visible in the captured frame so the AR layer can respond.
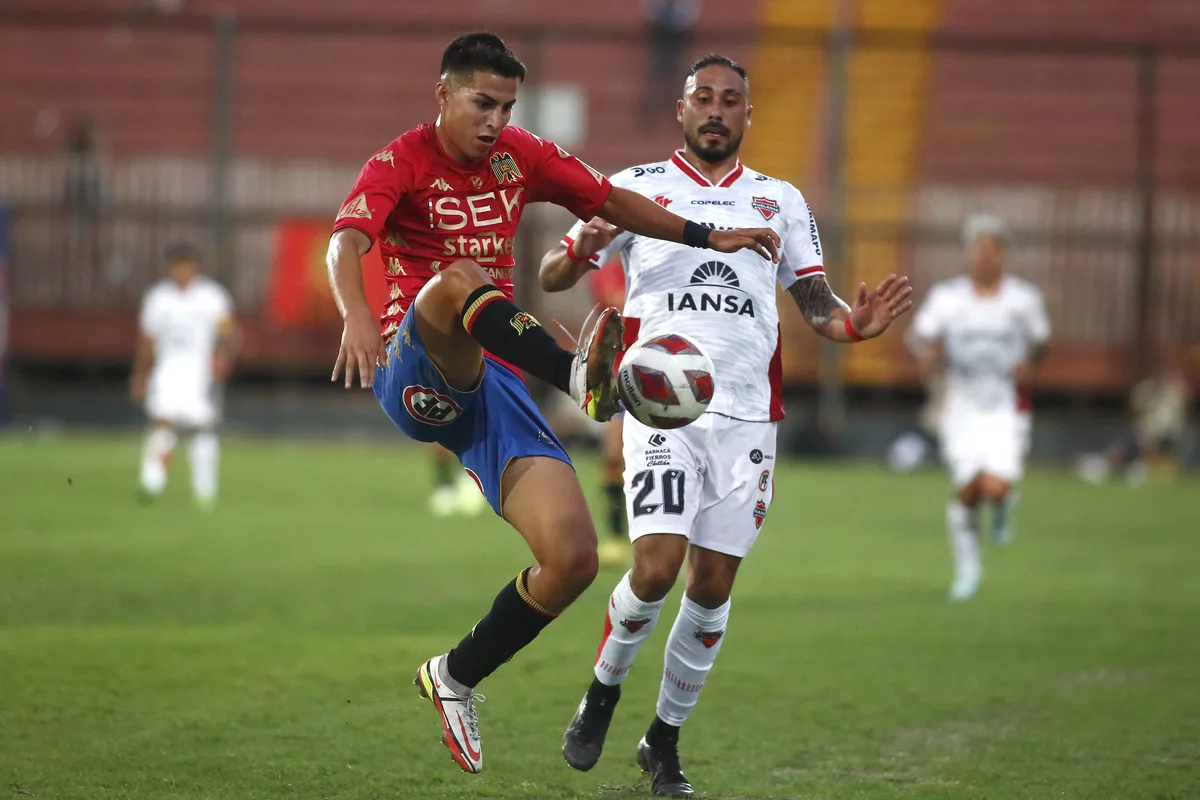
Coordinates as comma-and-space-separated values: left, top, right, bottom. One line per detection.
788, 276, 850, 330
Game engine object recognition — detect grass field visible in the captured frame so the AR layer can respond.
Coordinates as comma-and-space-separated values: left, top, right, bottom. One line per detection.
1, 433, 1197, 800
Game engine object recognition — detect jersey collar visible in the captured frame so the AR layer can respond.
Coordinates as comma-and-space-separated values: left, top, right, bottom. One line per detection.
671, 150, 744, 188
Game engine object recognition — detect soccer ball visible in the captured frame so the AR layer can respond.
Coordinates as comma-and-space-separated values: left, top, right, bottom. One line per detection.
617, 333, 715, 429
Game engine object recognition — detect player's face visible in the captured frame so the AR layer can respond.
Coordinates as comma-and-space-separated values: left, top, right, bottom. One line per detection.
678, 65, 751, 164
967, 235, 1005, 284
436, 71, 519, 161
168, 257, 198, 288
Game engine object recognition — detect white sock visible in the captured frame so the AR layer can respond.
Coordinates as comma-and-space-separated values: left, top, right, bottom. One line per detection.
593, 571, 665, 687
189, 432, 220, 503
140, 427, 176, 494
657, 594, 730, 727
947, 500, 981, 585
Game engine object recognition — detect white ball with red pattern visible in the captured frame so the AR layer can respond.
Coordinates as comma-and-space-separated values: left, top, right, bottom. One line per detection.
616, 333, 715, 430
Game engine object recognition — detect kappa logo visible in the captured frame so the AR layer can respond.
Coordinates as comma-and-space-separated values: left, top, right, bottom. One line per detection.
749, 449, 764, 464
430, 178, 453, 191
389, 284, 403, 301
403, 385, 463, 425
752, 196, 780, 221
753, 499, 767, 529
653, 195, 672, 208
694, 630, 723, 649
509, 311, 541, 334
648, 433, 667, 447
385, 258, 405, 276
374, 150, 395, 167
337, 193, 371, 220
758, 469, 770, 492
621, 617, 651, 633
384, 231, 409, 248
490, 152, 523, 184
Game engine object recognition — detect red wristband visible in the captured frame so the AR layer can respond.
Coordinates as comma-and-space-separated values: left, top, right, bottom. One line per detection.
566, 238, 585, 263
844, 316, 864, 342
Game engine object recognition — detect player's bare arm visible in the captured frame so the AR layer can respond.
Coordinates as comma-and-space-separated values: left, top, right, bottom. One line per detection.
212, 316, 240, 383
130, 334, 154, 402
327, 227, 387, 389
599, 186, 780, 263
789, 273, 913, 343
1013, 342, 1047, 384
539, 219, 624, 292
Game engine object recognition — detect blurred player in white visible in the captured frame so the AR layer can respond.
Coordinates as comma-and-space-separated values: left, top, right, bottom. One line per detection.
909, 214, 1049, 601
540, 55, 912, 796
130, 243, 237, 508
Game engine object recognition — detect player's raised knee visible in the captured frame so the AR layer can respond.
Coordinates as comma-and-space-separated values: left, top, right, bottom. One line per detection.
631, 557, 680, 602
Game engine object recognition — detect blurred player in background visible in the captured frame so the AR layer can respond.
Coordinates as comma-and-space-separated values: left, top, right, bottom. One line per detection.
324, 33, 780, 775
909, 214, 1049, 601
540, 55, 911, 796
428, 442, 487, 516
130, 243, 237, 509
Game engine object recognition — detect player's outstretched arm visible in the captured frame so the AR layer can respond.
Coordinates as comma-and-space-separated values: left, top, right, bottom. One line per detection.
789, 273, 913, 343
598, 186, 780, 262
326, 228, 387, 389
539, 219, 624, 292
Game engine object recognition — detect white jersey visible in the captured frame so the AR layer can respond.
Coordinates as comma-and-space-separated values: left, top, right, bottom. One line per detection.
139, 277, 233, 406
563, 151, 824, 422
910, 275, 1049, 414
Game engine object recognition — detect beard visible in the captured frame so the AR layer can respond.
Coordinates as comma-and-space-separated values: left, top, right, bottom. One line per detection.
684, 125, 743, 164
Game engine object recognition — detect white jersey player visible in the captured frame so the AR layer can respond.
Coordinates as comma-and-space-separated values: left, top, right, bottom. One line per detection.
909, 214, 1049, 601
538, 55, 913, 796
130, 244, 237, 508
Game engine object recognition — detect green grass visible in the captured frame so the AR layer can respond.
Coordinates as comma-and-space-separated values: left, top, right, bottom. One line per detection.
1, 433, 1197, 800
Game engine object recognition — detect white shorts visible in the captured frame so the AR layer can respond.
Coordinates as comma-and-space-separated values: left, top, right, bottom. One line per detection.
623, 412, 777, 558
940, 406, 1023, 487
146, 383, 220, 428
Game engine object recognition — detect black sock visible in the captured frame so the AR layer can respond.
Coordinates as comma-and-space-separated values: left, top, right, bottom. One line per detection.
604, 482, 626, 536
434, 457, 454, 488
587, 676, 621, 705
445, 567, 557, 688
461, 286, 574, 392
646, 715, 680, 749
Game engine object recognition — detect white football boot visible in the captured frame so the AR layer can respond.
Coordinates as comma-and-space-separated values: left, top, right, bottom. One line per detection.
567, 305, 624, 422
413, 654, 485, 774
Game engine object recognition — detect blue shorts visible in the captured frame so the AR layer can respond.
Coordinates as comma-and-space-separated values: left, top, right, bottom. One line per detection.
373, 307, 572, 515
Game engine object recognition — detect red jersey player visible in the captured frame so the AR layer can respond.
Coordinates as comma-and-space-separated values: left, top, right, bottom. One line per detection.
324, 32, 781, 775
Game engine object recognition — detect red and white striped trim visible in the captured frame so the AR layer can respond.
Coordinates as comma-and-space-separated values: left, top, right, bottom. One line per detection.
670, 150, 743, 188
561, 235, 602, 267
793, 265, 825, 279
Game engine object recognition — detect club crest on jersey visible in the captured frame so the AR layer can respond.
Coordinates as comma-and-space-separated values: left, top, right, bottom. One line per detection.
470, 175, 484, 189
653, 195, 672, 208
752, 196, 780, 221
695, 630, 723, 648
490, 152, 523, 184
403, 385, 463, 425
337, 192, 371, 220
753, 499, 767, 529
621, 617, 651, 633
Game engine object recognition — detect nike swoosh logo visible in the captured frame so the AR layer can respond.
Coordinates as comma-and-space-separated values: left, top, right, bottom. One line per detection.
456, 711, 482, 761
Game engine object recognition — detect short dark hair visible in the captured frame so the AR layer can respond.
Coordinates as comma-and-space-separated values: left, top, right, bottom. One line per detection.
688, 54, 748, 85
165, 241, 201, 265
440, 32, 526, 82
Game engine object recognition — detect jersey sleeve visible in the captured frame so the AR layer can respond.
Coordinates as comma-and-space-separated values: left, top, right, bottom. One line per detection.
515, 128, 613, 222
910, 284, 947, 342
331, 141, 413, 248
138, 288, 162, 338
776, 188, 825, 289
1023, 286, 1051, 345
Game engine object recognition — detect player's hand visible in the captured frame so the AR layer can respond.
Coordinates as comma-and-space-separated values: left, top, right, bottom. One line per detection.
1012, 361, 1036, 385
211, 353, 233, 383
571, 219, 624, 261
333, 311, 387, 389
708, 228, 781, 262
847, 274, 914, 339
129, 374, 147, 403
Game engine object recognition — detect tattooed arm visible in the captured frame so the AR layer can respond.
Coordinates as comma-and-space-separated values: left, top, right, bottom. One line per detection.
788, 273, 913, 343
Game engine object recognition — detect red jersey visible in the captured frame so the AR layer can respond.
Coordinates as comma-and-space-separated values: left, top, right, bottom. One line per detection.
332, 123, 613, 340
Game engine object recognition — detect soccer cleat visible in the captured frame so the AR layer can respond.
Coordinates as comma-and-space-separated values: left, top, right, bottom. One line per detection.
948, 575, 979, 602
562, 683, 621, 771
598, 537, 631, 568
568, 305, 624, 422
637, 735, 694, 796
989, 490, 1019, 547
413, 655, 485, 774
